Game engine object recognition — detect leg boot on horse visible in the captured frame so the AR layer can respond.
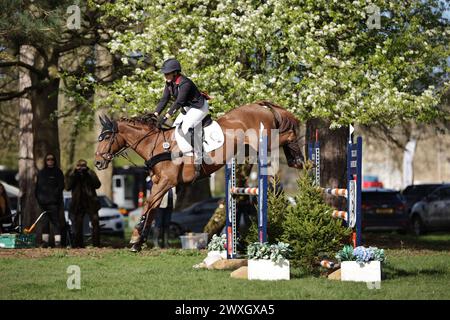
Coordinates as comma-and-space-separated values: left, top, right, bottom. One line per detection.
130, 178, 172, 252
129, 214, 149, 252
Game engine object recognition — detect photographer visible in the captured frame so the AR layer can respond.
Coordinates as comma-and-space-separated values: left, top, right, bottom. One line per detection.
66, 159, 101, 248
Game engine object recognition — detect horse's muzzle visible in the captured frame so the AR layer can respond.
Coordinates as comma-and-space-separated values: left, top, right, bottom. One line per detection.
95, 160, 109, 170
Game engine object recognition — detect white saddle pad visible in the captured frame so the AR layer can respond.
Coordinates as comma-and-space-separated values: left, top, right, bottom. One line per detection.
174, 121, 224, 155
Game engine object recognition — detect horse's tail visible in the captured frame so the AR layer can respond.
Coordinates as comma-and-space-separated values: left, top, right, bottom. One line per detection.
255, 100, 299, 134
255, 100, 304, 168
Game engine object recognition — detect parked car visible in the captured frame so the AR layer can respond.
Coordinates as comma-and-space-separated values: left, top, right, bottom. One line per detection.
402, 184, 442, 214
361, 189, 409, 232
0, 180, 19, 232
170, 197, 223, 237
363, 175, 383, 189
409, 184, 450, 235
63, 192, 125, 238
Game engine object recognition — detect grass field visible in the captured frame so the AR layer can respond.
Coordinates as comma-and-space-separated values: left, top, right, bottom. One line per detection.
1, 232, 449, 300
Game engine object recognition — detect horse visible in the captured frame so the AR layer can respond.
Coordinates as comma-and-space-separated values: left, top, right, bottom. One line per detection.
94, 100, 304, 252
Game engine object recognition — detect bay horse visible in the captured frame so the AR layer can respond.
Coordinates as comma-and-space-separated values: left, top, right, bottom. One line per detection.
94, 100, 303, 252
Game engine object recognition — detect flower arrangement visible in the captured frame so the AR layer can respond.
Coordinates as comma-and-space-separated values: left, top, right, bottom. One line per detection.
207, 234, 226, 252
247, 242, 291, 263
336, 245, 386, 264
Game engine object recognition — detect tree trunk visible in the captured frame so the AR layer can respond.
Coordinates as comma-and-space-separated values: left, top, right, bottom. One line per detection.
306, 119, 348, 210
94, 43, 113, 198
67, 124, 80, 167
18, 45, 38, 227
402, 139, 417, 188
32, 78, 60, 169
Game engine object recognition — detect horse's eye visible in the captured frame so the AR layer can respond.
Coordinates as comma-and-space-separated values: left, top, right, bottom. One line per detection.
98, 135, 109, 142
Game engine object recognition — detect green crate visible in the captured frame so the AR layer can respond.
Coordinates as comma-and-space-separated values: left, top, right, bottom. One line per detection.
0, 234, 36, 249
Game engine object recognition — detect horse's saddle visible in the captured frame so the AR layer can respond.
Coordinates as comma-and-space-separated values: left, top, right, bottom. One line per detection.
174, 115, 225, 156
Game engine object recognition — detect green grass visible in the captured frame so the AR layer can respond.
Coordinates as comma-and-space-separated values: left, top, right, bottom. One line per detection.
1, 233, 450, 300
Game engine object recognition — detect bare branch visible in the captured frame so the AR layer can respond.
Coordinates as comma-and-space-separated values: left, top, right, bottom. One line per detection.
0, 61, 46, 78
0, 84, 43, 101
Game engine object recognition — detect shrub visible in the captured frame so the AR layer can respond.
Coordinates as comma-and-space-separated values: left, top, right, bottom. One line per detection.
280, 164, 352, 274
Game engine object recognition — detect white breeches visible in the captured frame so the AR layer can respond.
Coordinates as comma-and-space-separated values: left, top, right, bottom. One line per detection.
173, 100, 209, 135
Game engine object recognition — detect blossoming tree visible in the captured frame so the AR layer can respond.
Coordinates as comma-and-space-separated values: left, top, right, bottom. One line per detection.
94, 0, 449, 187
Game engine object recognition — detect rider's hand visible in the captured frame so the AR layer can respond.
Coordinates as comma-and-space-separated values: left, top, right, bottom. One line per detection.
157, 116, 167, 129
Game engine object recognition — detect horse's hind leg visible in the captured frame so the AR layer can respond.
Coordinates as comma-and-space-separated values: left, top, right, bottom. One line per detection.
130, 179, 172, 252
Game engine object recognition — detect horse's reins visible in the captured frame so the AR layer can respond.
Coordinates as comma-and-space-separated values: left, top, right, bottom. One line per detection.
97, 121, 171, 168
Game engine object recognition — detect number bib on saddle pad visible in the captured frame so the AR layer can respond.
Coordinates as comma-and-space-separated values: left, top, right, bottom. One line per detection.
174, 120, 225, 156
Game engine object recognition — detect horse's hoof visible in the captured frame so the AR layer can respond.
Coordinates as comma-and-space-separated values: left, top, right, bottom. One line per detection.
130, 243, 142, 253
130, 232, 141, 244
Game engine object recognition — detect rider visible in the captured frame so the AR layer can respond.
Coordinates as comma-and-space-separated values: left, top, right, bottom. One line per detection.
153, 58, 209, 179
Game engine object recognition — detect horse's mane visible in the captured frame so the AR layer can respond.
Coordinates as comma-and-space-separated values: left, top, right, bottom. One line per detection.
119, 114, 158, 128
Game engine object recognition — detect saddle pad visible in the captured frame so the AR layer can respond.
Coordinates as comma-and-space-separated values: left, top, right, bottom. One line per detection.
174, 121, 224, 155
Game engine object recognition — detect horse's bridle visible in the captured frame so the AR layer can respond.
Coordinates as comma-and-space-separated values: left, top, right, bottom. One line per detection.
96, 128, 121, 161
96, 123, 170, 164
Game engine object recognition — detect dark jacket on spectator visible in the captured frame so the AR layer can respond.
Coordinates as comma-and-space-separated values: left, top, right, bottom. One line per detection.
66, 167, 101, 214
35, 158, 65, 206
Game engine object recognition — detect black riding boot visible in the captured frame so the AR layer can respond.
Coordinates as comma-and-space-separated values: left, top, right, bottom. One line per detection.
189, 127, 203, 180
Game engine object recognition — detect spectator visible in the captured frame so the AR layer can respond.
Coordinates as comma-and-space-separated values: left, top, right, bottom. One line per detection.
0, 182, 13, 233
35, 153, 65, 247
152, 187, 175, 248
66, 159, 101, 248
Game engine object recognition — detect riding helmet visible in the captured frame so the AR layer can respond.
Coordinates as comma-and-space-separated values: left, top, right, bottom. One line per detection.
160, 58, 182, 74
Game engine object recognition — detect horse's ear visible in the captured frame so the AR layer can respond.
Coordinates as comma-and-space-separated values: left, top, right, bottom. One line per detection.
105, 115, 115, 130
99, 115, 106, 128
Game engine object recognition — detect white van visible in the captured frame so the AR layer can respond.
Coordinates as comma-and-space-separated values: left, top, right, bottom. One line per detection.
112, 174, 136, 211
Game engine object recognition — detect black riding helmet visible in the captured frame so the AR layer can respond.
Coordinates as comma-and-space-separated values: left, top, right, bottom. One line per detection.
160, 58, 181, 74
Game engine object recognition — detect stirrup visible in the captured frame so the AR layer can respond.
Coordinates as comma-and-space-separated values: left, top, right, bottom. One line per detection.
192, 162, 202, 181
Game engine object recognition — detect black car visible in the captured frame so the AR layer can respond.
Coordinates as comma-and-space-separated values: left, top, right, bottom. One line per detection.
170, 197, 223, 236
401, 184, 442, 214
361, 189, 409, 232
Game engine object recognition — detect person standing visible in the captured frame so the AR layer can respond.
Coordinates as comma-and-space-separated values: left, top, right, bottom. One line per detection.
35, 153, 65, 247
152, 187, 175, 248
66, 159, 101, 248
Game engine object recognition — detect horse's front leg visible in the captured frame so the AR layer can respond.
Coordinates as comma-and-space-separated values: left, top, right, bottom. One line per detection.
130, 179, 172, 252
